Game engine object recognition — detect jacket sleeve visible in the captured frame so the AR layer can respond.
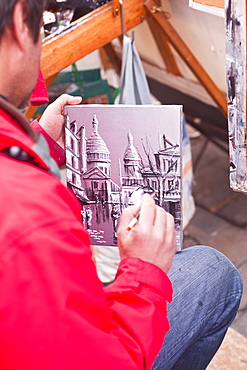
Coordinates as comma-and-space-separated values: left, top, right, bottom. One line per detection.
0, 148, 172, 369
0, 201, 172, 369
105, 258, 173, 369
30, 119, 66, 167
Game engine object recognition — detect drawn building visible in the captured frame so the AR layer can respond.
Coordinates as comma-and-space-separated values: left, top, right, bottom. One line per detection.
65, 116, 88, 201
66, 113, 120, 204
65, 113, 181, 244
120, 131, 181, 230
82, 114, 119, 203
121, 131, 144, 205
151, 135, 181, 230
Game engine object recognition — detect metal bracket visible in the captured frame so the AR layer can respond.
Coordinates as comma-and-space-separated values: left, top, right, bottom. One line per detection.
112, 0, 120, 16
150, 5, 171, 19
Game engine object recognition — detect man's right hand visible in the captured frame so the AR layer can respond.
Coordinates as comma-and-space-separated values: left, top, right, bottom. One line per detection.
117, 194, 176, 274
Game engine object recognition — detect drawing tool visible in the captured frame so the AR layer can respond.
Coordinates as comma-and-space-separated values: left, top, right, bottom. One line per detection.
126, 192, 157, 231
126, 212, 140, 231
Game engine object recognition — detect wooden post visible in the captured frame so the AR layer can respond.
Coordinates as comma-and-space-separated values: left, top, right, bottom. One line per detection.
100, 43, 122, 75
146, 10, 181, 76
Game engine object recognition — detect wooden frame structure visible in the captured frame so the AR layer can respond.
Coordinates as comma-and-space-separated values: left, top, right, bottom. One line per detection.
192, 0, 224, 8
27, 0, 228, 119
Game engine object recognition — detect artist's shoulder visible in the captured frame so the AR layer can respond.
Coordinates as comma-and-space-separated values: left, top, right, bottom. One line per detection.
1, 155, 81, 221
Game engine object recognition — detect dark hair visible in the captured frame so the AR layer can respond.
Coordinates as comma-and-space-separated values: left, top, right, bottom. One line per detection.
0, 0, 47, 43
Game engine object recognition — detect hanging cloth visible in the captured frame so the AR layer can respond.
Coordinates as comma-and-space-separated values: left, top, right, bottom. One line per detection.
119, 35, 151, 105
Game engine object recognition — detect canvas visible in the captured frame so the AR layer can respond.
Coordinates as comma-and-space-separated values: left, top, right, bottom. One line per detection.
64, 104, 183, 250
225, 0, 247, 192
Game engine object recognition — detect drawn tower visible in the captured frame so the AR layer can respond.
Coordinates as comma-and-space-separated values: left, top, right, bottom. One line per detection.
76, 125, 87, 173
86, 114, 111, 176
121, 130, 143, 205
82, 114, 112, 203
123, 131, 143, 183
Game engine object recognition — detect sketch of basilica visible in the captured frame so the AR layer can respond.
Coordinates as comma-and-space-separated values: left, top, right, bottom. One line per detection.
65, 113, 181, 246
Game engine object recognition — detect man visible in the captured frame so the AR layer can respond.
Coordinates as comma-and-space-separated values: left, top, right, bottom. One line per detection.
0, 1, 242, 369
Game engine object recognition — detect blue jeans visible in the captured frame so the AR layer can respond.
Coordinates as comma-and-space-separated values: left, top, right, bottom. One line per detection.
152, 245, 243, 370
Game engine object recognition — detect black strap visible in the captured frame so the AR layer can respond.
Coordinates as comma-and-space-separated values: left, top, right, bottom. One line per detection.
1, 140, 60, 179
1, 146, 45, 170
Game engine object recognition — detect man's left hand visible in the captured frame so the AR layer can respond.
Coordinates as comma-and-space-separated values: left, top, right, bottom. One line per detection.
39, 94, 82, 148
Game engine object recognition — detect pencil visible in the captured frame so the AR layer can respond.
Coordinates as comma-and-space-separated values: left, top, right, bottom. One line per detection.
126, 212, 140, 231
126, 192, 157, 231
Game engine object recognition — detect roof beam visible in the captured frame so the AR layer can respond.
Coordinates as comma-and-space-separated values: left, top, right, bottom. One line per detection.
145, 0, 227, 118
41, 0, 146, 81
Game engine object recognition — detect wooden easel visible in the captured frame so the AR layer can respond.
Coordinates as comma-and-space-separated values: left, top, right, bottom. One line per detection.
26, 0, 227, 119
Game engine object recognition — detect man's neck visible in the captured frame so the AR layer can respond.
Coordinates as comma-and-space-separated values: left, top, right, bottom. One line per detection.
0, 95, 38, 142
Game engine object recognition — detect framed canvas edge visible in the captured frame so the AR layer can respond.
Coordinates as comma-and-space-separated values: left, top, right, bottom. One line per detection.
64, 104, 184, 251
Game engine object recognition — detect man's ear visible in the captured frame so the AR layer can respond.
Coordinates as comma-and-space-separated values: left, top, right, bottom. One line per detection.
11, 0, 30, 52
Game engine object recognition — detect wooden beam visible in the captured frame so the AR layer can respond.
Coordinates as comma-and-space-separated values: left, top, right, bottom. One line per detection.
193, 0, 224, 8
100, 43, 122, 75
146, 10, 181, 76
145, 0, 227, 118
41, 0, 146, 81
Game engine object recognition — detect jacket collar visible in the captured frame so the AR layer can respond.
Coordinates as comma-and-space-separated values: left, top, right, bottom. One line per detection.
0, 96, 38, 142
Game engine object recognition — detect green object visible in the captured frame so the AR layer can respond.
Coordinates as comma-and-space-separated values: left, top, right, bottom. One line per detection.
49, 64, 115, 104
32, 64, 118, 118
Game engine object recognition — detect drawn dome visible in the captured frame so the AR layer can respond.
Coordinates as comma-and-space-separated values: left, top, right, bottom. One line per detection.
124, 131, 141, 161
86, 114, 110, 155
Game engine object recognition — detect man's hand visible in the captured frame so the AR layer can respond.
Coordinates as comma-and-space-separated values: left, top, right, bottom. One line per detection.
117, 194, 176, 274
39, 94, 82, 148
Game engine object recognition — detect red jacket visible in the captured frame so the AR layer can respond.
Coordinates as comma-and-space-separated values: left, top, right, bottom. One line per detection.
0, 98, 172, 370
